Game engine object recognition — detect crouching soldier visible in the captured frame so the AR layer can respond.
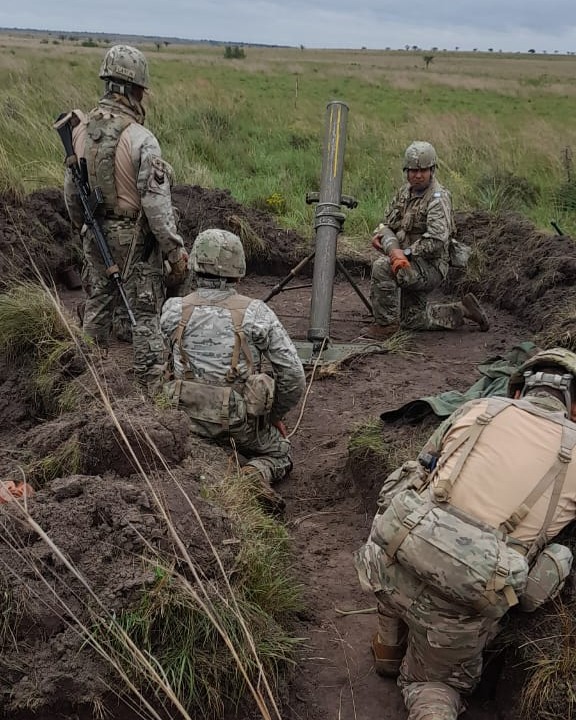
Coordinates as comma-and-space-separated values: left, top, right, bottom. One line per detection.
354, 347, 576, 719
160, 229, 306, 512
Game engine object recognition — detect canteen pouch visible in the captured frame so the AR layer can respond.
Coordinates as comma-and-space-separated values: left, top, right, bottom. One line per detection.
519, 543, 573, 613
243, 372, 275, 417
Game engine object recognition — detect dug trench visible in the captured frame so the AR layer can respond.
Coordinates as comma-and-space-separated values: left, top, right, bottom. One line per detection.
1, 186, 576, 720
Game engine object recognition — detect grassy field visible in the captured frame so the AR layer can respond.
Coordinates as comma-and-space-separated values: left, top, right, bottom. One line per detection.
1, 33, 576, 240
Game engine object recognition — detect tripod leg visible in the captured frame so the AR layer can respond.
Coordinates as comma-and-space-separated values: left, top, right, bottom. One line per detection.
262, 251, 316, 303
335, 258, 373, 314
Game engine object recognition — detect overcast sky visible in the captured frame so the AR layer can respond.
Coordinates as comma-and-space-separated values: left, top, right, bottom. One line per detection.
1, 0, 576, 53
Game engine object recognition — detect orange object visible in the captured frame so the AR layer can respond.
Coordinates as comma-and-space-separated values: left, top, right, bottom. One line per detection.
273, 420, 288, 438
0, 481, 34, 504
389, 248, 410, 274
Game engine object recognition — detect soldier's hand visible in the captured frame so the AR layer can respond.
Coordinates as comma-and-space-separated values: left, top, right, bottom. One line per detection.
166, 248, 189, 286
371, 234, 383, 251
389, 248, 410, 275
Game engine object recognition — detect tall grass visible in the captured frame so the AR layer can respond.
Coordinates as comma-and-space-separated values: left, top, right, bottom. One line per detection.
1, 39, 576, 239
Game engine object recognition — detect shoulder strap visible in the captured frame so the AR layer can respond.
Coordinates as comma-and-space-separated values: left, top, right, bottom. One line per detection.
432, 398, 511, 502
500, 419, 576, 562
170, 292, 255, 379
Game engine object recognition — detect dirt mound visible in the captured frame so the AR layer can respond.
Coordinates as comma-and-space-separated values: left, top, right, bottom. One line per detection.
454, 211, 576, 345
0, 354, 237, 718
0, 189, 79, 286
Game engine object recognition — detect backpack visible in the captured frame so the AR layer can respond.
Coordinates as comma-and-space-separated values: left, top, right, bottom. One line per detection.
370, 397, 576, 618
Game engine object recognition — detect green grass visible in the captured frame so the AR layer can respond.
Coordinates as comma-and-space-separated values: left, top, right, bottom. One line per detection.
1, 39, 576, 239
0, 280, 84, 415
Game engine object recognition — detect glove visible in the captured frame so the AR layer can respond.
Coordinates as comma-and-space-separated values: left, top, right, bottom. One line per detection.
166, 248, 189, 286
389, 248, 410, 275
273, 420, 288, 438
371, 234, 383, 251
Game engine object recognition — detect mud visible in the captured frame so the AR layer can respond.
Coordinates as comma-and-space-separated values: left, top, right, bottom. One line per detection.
1, 186, 576, 720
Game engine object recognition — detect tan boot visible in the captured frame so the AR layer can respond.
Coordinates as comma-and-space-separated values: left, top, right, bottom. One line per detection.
241, 466, 286, 515
462, 293, 490, 332
362, 322, 400, 340
371, 632, 407, 677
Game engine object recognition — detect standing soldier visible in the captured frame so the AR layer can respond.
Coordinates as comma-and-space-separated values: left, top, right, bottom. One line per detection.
62, 45, 188, 393
355, 347, 576, 719
161, 229, 306, 512
365, 141, 489, 339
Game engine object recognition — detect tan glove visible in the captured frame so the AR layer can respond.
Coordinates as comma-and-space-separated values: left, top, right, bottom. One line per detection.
166, 248, 189, 287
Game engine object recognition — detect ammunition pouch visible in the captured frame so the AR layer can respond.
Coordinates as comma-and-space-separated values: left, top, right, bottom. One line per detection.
165, 379, 247, 430
519, 543, 573, 613
371, 489, 529, 619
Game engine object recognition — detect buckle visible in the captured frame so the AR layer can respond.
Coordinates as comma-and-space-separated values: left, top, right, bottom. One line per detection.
559, 448, 572, 463
476, 412, 492, 425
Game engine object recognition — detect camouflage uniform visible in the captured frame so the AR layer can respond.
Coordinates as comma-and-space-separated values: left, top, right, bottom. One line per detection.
370, 176, 465, 330
63, 46, 185, 390
160, 259, 305, 484
355, 349, 576, 719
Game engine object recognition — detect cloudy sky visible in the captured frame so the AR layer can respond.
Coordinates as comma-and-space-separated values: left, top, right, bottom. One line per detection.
1, 0, 576, 53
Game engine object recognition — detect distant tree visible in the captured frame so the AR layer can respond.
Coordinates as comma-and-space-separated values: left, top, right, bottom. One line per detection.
58, 34, 66, 41
224, 45, 245, 59
164, 41, 170, 47
300, 44, 305, 51
528, 48, 536, 53
488, 48, 494, 52
473, 48, 478, 52
454, 46, 459, 51
423, 54, 434, 69
155, 41, 162, 51
431, 46, 438, 52
404, 44, 410, 51
411, 45, 419, 51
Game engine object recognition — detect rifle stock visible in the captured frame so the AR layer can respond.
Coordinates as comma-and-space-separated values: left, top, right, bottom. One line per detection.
54, 112, 136, 327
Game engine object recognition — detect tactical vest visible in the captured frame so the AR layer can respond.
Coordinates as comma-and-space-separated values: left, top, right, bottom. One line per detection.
84, 109, 138, 219
371, 397, 576, 618
168, 293, 275, 429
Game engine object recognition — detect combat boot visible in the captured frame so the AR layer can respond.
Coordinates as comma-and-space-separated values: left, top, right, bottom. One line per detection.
361, 322, 400, 341
462, 293, 490, 332
241, 466, 286, 515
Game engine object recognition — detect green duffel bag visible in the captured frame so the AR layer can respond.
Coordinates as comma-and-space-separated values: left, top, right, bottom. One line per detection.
519, 543, 573, 613
371, 488, 529, 618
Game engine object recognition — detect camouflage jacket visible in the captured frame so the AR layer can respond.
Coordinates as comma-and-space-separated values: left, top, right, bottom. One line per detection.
160, 286, 306, 421
63, 94, 184, 260
378, 176, 456, 263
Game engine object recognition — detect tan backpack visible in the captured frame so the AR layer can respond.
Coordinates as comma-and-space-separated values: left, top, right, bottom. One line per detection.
371, 397, 576, 617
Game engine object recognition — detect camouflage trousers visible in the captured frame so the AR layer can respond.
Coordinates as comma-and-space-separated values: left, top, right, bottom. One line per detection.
370, 255, 465, 330
82, 223, 165, 388
355, 541, 500, 720
186, 414, 293, 484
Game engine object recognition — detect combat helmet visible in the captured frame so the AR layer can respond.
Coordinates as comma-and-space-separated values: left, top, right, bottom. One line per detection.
99, 45, 149, 89
508, 347, 576, 410
190, 229, 246, 278
403, 141, 437, 170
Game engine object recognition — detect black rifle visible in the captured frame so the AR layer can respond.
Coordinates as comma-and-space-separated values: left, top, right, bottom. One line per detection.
551, 220, 564, 236
53, 112, 136, 327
